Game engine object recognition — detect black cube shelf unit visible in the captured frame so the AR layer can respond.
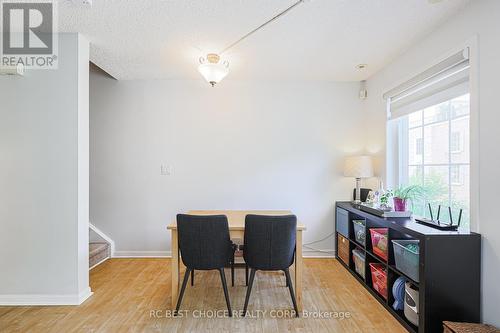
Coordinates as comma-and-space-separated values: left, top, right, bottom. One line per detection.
335, 202, 481, 333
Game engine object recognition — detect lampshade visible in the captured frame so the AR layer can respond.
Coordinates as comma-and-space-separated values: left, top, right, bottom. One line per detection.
198, 53, 229, 87
344, 156, 374, 178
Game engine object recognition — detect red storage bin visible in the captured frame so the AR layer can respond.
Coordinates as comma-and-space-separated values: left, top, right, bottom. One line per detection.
369, 263, 388, 300
370, 228, 388, 261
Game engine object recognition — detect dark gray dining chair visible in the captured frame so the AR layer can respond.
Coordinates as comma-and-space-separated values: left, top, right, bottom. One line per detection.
175, 214, 233, 316
242, 214, 299, 317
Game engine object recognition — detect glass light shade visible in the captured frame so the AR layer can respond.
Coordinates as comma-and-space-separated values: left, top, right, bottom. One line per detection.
344, 156, 374, 178
198, 63, 229, 86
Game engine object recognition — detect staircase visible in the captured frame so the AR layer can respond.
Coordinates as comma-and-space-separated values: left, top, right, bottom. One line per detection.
89, 223, 114, 269
89, 242, 111, 268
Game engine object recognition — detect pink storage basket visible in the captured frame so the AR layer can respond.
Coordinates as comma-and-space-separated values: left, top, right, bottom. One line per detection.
370, 228, 389, 261
369, 263, 388, 300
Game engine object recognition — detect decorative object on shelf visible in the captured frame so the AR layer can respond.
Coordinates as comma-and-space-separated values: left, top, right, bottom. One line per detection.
198, 53, 229, 87
380, 190, 392, 210
358, 203, 413, 218
352, 188, 372, 203
343, 155, 374, 204
404, 282, 419, 326
374, 180, 389, 207
393, 197, 406, 211
392, 185, 425, 212
415, 203, 462, 231
358, 184, 425, 217
379, 189, 393, 209
366, 190, 376, 204
392, 276, 407, 311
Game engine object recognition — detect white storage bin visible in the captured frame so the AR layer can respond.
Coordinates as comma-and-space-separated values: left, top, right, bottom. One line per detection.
404, 282, 419, 326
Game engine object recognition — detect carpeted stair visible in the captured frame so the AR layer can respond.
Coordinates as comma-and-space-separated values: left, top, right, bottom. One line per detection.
89, 242, 111, 268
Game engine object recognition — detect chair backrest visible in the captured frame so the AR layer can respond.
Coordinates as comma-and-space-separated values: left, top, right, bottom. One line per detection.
243, 214, 297, 270
177, 214, 231, 270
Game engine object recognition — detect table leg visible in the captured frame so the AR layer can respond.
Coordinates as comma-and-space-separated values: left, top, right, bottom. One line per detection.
295, 230, 303, 311
171, 229, 180, 308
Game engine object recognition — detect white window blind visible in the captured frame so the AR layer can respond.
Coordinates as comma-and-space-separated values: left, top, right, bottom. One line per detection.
384, 48, 470, 120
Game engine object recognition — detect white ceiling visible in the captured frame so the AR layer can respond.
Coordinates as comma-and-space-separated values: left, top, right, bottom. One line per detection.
59, 0, 470, 81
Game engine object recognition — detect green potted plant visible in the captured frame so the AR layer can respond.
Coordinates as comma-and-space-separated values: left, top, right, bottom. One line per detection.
392, 185, 424, 212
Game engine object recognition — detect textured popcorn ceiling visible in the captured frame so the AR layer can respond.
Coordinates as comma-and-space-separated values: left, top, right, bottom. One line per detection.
58, 0, 469, 81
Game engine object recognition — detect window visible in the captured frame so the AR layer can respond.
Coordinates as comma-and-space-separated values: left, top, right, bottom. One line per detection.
450, 165, 461, 185
396, 94, 470, 225
385, 48, 471, 228
415, 138, 423, 155
450, 132, 461, 153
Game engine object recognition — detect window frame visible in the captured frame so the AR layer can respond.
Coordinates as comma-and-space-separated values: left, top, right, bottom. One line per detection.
450, 164, 462, 185
450, 131, 462, 153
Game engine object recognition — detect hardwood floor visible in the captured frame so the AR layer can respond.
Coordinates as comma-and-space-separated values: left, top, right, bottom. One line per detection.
0, 259, 405, 332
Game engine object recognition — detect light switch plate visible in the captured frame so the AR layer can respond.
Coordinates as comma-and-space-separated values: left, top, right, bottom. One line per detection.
160, 164, 171, 176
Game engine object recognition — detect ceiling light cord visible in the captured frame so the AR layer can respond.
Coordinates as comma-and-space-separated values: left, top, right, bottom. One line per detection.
219, 0, 306, 54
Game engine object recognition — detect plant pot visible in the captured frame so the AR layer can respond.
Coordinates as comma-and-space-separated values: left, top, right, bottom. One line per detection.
393, 197, 407, 211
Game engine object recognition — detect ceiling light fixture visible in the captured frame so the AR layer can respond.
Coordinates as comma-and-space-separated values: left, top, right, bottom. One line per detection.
197, 0, 307, 86
198, 53, 229, 87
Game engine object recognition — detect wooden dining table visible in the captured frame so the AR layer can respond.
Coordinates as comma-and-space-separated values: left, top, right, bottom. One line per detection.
167, 210, 306, 311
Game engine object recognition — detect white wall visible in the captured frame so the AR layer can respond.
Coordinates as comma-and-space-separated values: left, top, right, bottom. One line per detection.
90, 74, 369, 257
77, 36, 90, 298
0, 34, 91, 305
363, 0, 500, 326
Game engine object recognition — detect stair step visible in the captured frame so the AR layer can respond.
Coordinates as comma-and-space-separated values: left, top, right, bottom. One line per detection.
89, 242, 110, 268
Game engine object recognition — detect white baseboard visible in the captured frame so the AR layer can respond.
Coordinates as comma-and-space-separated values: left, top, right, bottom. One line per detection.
78, 287, 93, 304
0, 287, 93, 306
303, 249, 336, 258
113, 251, 171, 258
89, 256, 110, 270
112, 250, 334, 259
303, 254, 336, 258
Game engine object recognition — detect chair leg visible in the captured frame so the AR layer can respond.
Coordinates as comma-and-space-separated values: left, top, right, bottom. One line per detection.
242, 268, 256, 316
175, 268, 192, 315
218, 268, 232, 317
284, 268, 299, 317
245, 265, 249, 286
191, 269, 194, 286
231, 255, 235, 287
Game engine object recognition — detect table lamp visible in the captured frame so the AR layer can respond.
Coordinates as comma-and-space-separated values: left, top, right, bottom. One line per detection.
344, 156, 374, 203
